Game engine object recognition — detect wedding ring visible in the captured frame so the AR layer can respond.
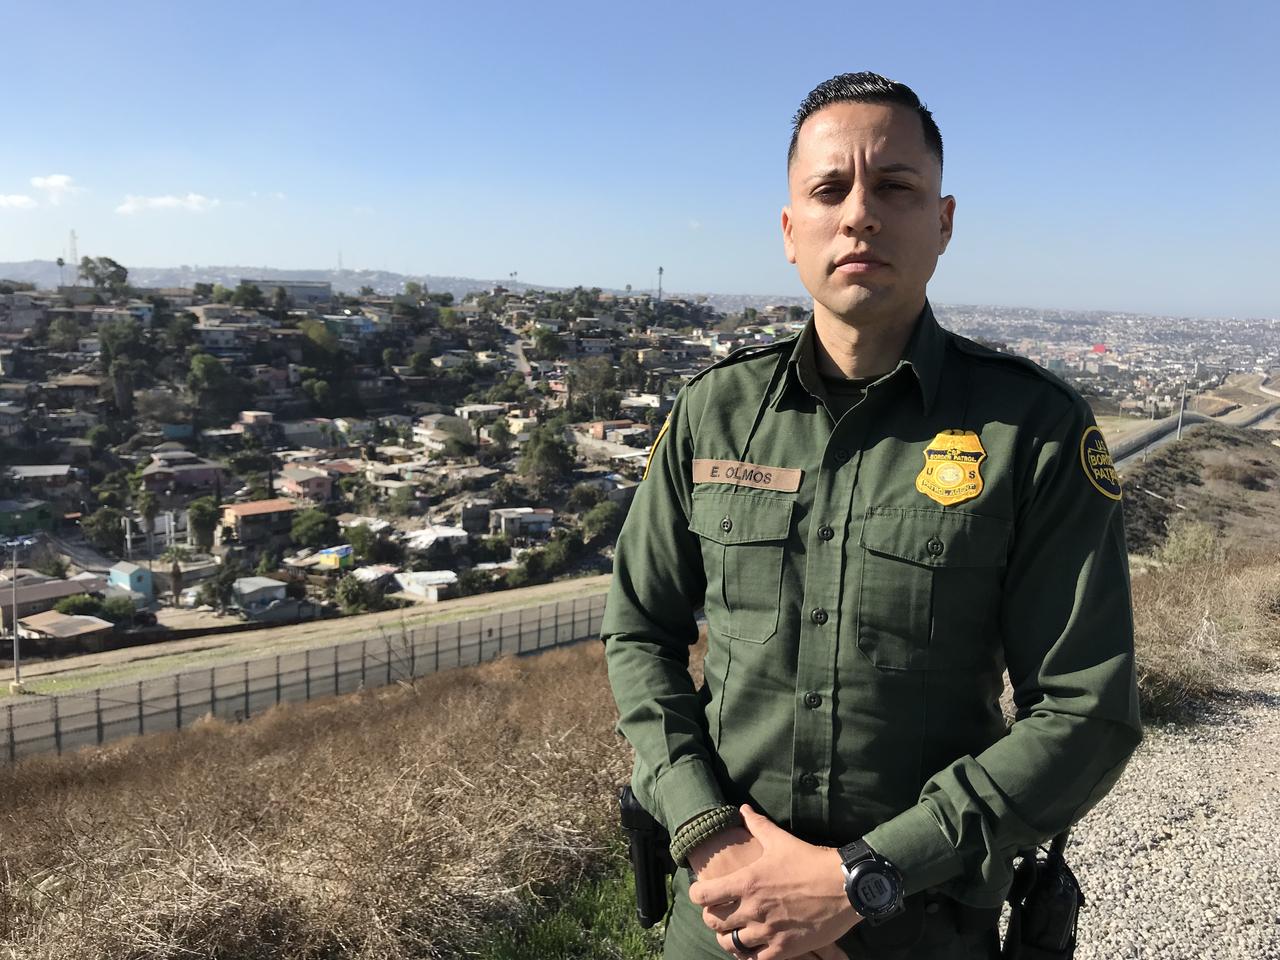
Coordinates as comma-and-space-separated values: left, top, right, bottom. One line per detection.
731, 928, 750, 953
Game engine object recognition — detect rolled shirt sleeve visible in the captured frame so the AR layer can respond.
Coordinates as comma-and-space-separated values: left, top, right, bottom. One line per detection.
602, 387, 729, 834
864, 398, 1143, 903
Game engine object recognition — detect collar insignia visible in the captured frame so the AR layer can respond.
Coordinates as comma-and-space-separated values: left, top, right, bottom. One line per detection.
916, 430, 986, 506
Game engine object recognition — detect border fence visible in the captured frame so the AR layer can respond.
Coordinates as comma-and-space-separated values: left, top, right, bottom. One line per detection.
2, 592, 608, 764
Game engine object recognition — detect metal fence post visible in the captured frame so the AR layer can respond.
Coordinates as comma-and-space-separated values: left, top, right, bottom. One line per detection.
433, 626, 439, 673
456, 625, 461, 666
95, 689, 103, 745
243, 661, 251, 719
6, 704, 14, 763
409, 629, 416, 678
175, 675, 183, 730
333, 645, 339, 696
137, 681, 144, 735
361, 639, 367, 686
51, 698, 61, 755
386, 639, 393, 685
305, 649, 311, 701
275, 655, 282, 705
210, 667, 217, 718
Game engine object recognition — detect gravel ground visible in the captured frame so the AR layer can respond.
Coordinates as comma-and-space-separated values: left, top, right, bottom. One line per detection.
1064, 670, 1280, 959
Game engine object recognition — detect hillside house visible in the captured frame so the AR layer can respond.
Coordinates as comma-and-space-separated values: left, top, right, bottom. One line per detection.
108, 562, 154, 602
139, 450, 227, 494
220, 499, 297, 545
276, 466, 330, 502
489, 507, 554, 539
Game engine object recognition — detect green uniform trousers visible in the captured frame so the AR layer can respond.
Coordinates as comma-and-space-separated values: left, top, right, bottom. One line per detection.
663, 869, 1000, 960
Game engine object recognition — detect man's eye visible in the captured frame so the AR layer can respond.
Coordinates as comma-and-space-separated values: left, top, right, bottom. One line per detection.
881, 182, 910, 191
814, 186, 846, 201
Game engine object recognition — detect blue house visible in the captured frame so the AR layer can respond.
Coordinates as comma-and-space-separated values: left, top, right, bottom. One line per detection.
108, 561, 153, 601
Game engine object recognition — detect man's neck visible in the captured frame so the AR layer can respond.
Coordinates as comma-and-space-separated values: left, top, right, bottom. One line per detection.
811, 299, 924, 380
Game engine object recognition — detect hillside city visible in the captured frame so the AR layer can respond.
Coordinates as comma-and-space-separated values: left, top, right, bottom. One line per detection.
0, 258, 1277, 656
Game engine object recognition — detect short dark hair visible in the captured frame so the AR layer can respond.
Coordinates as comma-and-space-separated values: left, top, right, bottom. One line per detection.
788, 72, 943, 175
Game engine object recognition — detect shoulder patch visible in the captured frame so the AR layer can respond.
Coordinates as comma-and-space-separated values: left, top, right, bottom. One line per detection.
642, 415, 671, 482
1080, 425, 1122, 500
685, 336, 796, 389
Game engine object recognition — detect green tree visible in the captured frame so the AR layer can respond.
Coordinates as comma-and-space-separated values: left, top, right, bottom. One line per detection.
83, 507, 126, 555
102, 596, 136, 626
109, 359, 135, 417
533, 326, 563, 360
211, 283, 234, 303
335, 575, 378, 613
230, 282, 265, 308
583, 500, 624, 544
187, 497, 219, 551
135, 490, 159, 557
79, 256, 129, 297
487, 417, 514, 457
518, 426, 575, 498
291, 508, 338, 549
86, 424, 113, 454
567, 482, 604, 513
403, 280, 424, 298
48, 315, 80, 351
55, 594, 106, 617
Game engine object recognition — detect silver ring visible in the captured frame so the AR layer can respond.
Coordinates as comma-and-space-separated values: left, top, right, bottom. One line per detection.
731, 928, 749, 953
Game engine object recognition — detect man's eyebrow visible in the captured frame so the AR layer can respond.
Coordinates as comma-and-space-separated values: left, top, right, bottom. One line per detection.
804, 162, 926, 182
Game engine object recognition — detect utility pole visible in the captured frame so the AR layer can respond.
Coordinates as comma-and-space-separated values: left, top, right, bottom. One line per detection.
657, 266, 664, 303
6, 536, 35, 693
1176, 382, 1187, 440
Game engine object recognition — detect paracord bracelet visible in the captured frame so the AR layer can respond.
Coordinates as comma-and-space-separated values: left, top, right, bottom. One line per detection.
669, 805, 743, 867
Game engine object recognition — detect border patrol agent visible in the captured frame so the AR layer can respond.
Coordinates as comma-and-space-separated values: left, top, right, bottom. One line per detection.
602, 73, 1142, 960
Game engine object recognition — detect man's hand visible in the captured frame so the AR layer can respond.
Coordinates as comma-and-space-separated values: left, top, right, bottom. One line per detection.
687, 822, 763, 880
688, 805, 861, 960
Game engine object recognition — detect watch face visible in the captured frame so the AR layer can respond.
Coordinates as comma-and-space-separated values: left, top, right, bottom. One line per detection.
854, 869, 897, 912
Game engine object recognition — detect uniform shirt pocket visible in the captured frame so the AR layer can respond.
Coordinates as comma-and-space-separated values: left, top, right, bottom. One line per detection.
690, 491, 794, 644
856, 506, 1011, 671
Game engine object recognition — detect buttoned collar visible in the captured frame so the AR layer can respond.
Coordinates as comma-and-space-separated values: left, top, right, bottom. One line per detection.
770, 299, 945, 416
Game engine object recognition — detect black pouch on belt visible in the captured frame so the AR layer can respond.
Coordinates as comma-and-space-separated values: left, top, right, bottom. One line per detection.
1002, 832, 1085, 960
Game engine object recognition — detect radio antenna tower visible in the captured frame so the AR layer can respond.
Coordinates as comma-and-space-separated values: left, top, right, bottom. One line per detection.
657, 265, 663, 303
67, 230, 80, 285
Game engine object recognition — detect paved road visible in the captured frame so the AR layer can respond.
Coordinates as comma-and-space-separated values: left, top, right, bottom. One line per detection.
1115, 401, 1280, 470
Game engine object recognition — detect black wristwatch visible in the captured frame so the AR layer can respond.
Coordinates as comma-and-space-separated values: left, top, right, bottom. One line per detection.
839, 839, 905, 924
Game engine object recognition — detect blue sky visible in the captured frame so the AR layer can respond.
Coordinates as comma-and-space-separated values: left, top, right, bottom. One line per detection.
1, 0, 1275, 318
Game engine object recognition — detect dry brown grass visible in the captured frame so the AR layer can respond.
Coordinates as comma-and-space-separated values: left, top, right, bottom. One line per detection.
5, 530, 1276, 959
0, 641, 648, 959
1132, 535, 1280, 719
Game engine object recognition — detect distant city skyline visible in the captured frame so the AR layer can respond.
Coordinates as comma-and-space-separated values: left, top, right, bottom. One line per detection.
1, 0, 1275, 319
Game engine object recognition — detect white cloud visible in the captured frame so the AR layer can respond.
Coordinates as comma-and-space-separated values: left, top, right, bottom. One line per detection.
116, 193, 221, 215
0, 194, 37, 209
30, 174, 83, 205
688, 219, 703, 231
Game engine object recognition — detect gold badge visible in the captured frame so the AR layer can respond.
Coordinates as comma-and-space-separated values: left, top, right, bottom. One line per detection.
915, 430, 986, 506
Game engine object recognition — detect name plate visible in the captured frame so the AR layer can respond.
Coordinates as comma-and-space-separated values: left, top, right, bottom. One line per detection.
692, 459, 802, 493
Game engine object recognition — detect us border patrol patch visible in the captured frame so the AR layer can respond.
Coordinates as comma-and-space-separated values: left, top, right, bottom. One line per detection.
915, 430, 986, 506
1080, 425, 1122, 500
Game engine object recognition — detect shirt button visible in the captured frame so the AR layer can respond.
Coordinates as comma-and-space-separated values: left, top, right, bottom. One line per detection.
804, 691, 822, 709
810, 607, 828, 625
817, 525, 834, 541
799, 772, 819, 792
925, 901, 941, 915
720, 516, 733, 533
926, 536, 944, 557
833, 449, 850, 463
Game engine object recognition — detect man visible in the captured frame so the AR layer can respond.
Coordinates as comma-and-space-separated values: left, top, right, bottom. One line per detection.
602, 72, 1142, 959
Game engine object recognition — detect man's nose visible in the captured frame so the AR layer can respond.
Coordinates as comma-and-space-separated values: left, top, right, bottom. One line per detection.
840, 183, 880, 236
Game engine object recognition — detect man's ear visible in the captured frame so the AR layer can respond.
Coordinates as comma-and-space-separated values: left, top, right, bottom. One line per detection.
781, 206, 797, 264
937, 195, 956, 255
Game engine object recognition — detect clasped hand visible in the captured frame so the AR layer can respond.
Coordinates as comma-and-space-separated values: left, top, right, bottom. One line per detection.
687, 805, 859, 960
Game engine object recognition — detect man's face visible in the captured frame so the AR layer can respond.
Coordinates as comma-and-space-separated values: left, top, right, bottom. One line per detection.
782, 101, 955, 327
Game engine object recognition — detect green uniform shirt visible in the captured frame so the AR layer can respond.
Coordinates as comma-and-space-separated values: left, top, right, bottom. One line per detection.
601, 301, 1142, 908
